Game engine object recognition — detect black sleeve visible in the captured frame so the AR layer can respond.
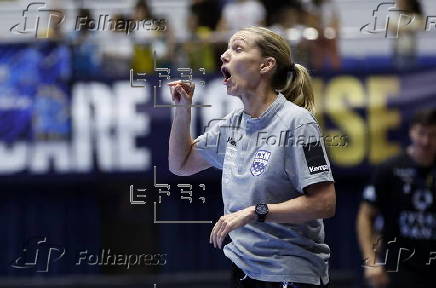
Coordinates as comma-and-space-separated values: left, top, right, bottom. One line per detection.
362, 162, 392, 210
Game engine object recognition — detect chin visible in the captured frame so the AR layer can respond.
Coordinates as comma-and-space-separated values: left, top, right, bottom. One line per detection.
226, 87, 238, 96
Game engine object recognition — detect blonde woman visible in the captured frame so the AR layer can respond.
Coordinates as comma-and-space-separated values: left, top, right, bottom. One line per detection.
168, 26, 335, 288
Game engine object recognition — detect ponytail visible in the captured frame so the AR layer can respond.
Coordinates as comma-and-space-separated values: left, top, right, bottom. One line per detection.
280, 64, 315, 112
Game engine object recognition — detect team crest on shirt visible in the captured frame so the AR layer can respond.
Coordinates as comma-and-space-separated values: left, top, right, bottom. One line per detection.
250, 150, 271, 176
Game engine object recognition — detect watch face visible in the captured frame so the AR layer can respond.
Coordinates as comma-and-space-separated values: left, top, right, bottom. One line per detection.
256, 204, 268, 215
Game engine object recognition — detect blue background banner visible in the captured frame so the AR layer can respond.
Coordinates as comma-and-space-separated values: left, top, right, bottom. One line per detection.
2, 43, 436, 178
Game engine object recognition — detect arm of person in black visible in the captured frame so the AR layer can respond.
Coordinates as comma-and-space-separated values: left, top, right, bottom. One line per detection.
357, 162, 391, 288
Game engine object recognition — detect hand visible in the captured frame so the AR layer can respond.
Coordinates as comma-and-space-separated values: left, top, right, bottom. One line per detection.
168, 80, 195, 106
364, 265, 389, 288
209, 207, 256, 249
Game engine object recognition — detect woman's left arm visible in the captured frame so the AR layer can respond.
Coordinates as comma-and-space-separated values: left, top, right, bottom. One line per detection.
210, 181, 336, 249
264, 181, 336, 223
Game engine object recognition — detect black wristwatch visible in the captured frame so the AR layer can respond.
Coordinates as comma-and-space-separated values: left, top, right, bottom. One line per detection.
255, 204, 269, 222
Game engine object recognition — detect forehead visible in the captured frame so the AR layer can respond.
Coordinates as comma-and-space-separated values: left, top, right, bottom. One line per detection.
412, 124, 436, 133
229, 31, 257, 46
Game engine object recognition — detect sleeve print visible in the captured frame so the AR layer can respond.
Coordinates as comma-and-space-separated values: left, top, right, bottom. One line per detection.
362, 164, 390, 209
285, 123, 334, 193
363, 185, 377, 203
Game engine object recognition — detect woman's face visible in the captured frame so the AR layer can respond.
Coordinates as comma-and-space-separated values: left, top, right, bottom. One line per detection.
220, 31, 265, 97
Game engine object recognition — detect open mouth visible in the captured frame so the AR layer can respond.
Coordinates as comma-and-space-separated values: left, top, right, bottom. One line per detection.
221, 66, 232, 84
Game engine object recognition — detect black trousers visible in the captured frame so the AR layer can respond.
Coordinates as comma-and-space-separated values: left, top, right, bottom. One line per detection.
231, 263, 329, 288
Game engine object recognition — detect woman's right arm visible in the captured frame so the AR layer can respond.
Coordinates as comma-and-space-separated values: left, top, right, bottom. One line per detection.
168, 81, 211, 176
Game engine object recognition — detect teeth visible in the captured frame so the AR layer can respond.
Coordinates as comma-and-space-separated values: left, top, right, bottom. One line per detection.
224, 76, 231, 86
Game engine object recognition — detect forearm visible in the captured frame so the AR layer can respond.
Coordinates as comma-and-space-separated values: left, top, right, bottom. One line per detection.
268, 194, 335, 223
210, 184, 335, 249
357, 210, 377, 264
168, 107, 193, 173
244, 185, 336, 224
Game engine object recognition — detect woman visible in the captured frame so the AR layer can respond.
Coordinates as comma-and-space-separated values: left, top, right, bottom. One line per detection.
168, 26, 336, 288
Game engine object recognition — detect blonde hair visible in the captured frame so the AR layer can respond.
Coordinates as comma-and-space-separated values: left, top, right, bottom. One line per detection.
240, 26, 315, 112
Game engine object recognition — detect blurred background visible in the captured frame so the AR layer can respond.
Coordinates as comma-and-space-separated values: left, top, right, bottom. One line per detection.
0, 0, 435, 287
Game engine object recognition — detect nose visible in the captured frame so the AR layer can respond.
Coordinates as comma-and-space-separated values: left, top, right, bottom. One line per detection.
220, 49, 230, 63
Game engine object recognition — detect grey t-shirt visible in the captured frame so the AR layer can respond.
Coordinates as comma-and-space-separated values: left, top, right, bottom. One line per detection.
193, 94, 334, 285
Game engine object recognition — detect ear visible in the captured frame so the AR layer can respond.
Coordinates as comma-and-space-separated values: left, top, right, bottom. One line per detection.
259, 57, 276, 74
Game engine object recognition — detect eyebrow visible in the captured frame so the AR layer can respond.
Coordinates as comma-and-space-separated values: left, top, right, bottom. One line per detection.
228, 38, 247, 48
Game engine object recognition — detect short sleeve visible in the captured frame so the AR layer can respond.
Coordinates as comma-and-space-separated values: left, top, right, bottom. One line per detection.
285, 123, 334, 193
193, 114, 234, 170
362, 164, 390, 209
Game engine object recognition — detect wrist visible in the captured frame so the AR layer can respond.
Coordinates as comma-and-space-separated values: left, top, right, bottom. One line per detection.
363, 254, 378, 266
175, 106, 192, 114
245, 206, 257, 223
174, 107, 192, 121
253, 204, 270, 222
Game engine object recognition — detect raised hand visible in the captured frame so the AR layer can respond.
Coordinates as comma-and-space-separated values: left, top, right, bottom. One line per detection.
168, 80, 195, 106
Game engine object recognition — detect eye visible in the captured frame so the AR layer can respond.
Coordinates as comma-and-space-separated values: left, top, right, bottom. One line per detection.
234, 46, 243, 53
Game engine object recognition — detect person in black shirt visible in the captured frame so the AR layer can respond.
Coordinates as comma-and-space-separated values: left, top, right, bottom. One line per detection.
357, 108, 436, 288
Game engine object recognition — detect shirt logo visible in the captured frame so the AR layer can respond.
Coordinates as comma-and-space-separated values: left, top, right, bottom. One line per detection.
227, 137, 237, 147
412, 189, 433, 211
303, 141, 329, 175
250, 150, 271, 176
308, 164, 329, 173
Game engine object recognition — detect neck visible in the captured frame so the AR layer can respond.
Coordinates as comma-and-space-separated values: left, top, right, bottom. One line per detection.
240, 84, 278, 118
407, 146, 435, 167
